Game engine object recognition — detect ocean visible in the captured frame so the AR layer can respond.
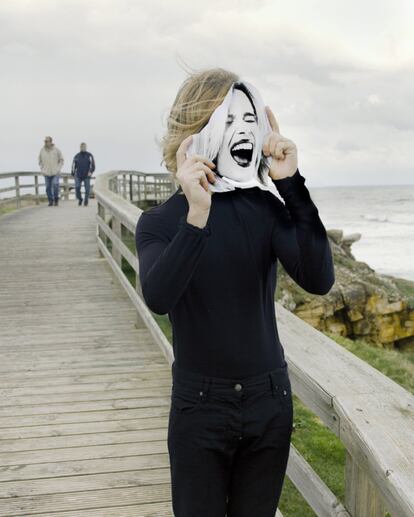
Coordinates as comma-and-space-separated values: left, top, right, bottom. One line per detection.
310, 184, 414, 282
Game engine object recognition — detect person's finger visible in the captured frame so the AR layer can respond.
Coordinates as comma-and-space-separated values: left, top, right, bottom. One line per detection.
265, 105, 280, 134
265, 133, 281, 157
262, 133, 270, 157
191, 161, 217, 181
199, 172, 210, 192
205, 169, 217, 183
275, 141, 286, 160
270, 137, 279, 159
188, 154, 216, 169
176, 134, 194, 170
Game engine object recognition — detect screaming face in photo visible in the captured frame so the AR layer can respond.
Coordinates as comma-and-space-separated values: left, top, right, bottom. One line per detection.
216, 86, 261, 182
185, 79, 280, 198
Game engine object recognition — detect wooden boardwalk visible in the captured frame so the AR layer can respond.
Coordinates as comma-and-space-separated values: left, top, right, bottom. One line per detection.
0, 199, 174, 516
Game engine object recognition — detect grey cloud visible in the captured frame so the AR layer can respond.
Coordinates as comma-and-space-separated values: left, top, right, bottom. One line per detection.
0, 0, 413, 185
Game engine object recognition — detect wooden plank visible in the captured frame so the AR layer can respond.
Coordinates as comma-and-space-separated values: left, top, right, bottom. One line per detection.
0, 483, 172, 515
0, 396, 171, 418
0, 467, 171, 498
0, 406, 171, 429
0, 386, 172, 408
0, 416, 169, 440
37, 501, 173, 517
0, 428, 168, 454
0, 453, 170, 483
0, 440, 168, 467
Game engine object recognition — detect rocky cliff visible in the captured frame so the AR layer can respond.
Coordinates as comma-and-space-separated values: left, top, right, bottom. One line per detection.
275, 229, 414, 349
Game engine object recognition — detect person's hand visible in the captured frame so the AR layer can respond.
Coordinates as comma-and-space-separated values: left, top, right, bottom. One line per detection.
88, 172, 92, 177
263, 105, 298, 180
175, 135, 217, 226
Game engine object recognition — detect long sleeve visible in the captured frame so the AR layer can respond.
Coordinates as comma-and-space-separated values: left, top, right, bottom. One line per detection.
135, 211, 212, 315
71, 156, 77, 176
271, 168, 335, 295
57, 148, 64, 173
90, 154, 96, 173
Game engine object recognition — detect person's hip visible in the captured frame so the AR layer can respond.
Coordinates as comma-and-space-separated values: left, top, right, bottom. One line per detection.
170, 360, 292, 410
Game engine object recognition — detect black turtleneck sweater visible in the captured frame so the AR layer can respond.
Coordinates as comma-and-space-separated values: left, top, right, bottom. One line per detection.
135, 168, 335, 378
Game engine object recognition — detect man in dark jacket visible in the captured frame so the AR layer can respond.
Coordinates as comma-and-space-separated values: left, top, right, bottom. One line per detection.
71, 142, 95, 206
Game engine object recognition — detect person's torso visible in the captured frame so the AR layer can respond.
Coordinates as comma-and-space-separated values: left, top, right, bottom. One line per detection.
40, 146, 61, 175
147, 186, 285, 378
74, 152, 93, 177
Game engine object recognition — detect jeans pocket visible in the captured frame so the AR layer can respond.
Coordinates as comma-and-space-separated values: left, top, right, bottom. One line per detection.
171, 385, 204, 414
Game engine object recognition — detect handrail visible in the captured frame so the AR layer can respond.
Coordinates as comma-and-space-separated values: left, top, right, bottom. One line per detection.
0, 171, 94, 208
94, 170, 414, 517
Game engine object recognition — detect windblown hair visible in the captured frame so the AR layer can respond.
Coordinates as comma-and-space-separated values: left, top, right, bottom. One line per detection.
160, 67, 239, 180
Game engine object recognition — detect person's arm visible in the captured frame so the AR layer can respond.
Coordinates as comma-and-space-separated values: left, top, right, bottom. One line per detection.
71, 156, 77, 176
89, 153, 95, 174
135, 210, 211, 315
270, 168, 335, 295
57, 148, 64, 173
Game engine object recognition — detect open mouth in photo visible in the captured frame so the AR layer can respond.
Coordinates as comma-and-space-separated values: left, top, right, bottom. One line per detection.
230, 139, 254, 167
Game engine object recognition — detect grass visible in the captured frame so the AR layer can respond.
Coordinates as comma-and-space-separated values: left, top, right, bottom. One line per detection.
116, 223, 410, 517
0, 196, 47, 216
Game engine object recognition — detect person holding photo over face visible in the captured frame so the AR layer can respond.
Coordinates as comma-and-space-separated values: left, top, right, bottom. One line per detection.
135, 68, 335, 517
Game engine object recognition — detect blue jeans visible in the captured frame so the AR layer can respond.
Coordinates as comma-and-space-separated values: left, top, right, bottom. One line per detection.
168, 360, 294, 516
44, 175, 60, 203
75, 175, 91, 203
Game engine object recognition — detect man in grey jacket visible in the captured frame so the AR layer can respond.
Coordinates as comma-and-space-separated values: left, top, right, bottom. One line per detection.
38, 136, 64, 206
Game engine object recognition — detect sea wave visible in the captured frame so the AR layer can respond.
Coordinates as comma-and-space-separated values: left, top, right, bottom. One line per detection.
361, 213, 414, 225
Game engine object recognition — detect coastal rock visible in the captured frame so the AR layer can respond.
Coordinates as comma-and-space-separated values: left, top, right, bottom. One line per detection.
276, 228, 414, 349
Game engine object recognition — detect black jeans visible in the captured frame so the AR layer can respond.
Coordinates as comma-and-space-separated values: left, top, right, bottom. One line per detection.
167, 360, 294, 517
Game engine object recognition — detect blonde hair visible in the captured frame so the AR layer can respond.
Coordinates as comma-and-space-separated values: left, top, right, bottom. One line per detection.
160, 66, 240, 180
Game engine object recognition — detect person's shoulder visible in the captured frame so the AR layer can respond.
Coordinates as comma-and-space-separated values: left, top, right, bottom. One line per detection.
136, 189, 186, 237
260, 189, 290, 226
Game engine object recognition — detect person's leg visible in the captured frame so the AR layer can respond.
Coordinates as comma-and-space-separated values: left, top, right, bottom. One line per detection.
226, 367, 294, 517
44, 176, 53, 205
51, 175, 59, 204
75, 175, 82, 205
84, 176, 90, 205
168, 368, 233, 517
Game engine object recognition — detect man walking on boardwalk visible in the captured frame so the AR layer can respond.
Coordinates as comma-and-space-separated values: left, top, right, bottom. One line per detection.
71, 142, 95, 206
38, 136, 64, 206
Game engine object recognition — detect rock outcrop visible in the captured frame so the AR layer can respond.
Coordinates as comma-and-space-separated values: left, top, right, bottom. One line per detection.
275, 229, 414, 349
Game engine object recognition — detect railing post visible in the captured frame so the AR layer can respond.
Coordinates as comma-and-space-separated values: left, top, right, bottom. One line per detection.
63, 175, 69, 200
14, 175, 21, 208
97, 201, 107, 256
111, 216, 122, 267
34, 174, 40, 205
345, 451, 388, 516
122, 174, 127, 199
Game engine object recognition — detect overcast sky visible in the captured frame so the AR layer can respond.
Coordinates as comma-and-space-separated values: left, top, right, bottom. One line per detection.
1, 0, 413, 187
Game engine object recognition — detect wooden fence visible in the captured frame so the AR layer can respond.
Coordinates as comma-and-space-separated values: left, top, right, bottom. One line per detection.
0, 171, 93, 208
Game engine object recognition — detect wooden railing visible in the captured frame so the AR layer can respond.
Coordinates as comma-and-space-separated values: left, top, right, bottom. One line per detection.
94, 170, 414, 517
0, 171, 93, 208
